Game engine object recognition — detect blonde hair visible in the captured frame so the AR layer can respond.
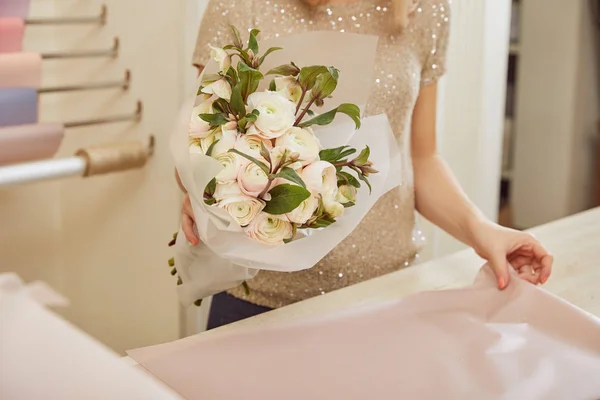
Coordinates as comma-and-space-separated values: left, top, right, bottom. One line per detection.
300, 0, 412, 29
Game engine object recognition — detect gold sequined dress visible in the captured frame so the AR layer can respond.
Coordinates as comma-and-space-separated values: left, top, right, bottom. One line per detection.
193, 0, 451, 308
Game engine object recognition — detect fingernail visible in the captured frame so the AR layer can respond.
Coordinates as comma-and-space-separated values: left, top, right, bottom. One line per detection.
498, 277, 505, 289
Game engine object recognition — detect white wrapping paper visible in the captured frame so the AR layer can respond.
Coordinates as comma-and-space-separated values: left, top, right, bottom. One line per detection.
173, 33, 403, 305
129, 266, 600, 400
0, 273, 182, 400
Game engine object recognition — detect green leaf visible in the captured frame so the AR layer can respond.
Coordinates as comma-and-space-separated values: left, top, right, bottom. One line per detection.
245, 113, 258, 123
262, 184, 311, 215
200, 73, 222, 86
258, 47, 283, 66
242, 281, 251, 295
266, 63, 301, 77
205, 139, 220, 157
226, 66, 239, 86
337, 171, 361, 188
238, 62, 264, 100
194, 299, 203, 307
353, 146, 371, 166
199, 113, 229, 127
298, 103, 361, 129
306, 109, 315, 117
204, 198, 217, 205
204, 178, 217, 197
275, 167, 306, 188
342, 202, 356, 208
269, 79, 277, 91
319, 146, 354, 163
229, 149, 270, 175
311, 67, 339, 100
307, 215, 337, 229
212, 98, 229, 114
230, 25, 243, 49
298, 66, 328, 90
248, 29, 260, 54
354, 168, 372, 194
230, 84, 246, 117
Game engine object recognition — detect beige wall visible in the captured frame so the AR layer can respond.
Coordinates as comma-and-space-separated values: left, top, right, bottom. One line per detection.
0, 0, 186, 354
512, 0, 600, 227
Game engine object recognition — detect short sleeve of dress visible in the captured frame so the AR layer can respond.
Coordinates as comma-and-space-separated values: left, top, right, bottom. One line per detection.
420, 0, 451, 86
192, 0, 251, 67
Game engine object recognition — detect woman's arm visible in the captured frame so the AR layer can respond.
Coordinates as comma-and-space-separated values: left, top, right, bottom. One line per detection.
411, 83, 484, 246
411, 83, 552, 288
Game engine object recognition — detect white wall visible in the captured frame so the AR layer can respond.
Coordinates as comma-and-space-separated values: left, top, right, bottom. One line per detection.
512, 0, 599, 228
0, 0, 186, 354
421, 0, 511, 257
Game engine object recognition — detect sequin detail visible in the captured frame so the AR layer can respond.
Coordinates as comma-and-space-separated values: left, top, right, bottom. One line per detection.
194, 0, 450, 308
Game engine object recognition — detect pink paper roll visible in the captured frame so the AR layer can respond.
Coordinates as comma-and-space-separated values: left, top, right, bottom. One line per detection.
0, 123, 64, 165
0, 53, 42, 88
0, 0, 31, 18
0, 18, 25, 53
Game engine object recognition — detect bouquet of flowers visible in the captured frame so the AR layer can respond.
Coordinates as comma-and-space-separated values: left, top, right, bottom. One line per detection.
191, 27, 377, 245
169, 29, 402, 306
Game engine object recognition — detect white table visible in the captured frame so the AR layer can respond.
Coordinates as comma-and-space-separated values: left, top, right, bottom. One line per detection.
198, 207, 600, 336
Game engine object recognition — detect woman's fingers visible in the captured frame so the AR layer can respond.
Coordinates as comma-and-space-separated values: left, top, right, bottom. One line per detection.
182, 213, 199, 245
182, 195, 199, 245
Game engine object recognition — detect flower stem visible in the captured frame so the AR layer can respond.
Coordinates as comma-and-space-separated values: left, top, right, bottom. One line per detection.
295, 89, 307, 116
294, 98, 316, 126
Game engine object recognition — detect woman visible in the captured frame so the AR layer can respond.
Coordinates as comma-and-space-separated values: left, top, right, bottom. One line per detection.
182, 0, 553, 329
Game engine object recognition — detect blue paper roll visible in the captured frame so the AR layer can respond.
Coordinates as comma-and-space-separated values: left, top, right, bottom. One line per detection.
0, 87, 38, 127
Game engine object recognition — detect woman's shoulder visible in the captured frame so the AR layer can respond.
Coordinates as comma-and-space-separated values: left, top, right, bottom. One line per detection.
411, 0, 451, 29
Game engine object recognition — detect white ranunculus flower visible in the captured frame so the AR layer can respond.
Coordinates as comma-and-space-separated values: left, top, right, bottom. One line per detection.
237, 160, 270, 197
214, 181, 243, 201
218, 195, 265, 227
189, 142, 203, 154
199, 130, 220, 154
210, 123, 238, 156
323, 193, 345, 219
245, 212, 294, 246
201, 78, 232, 101
336, 184, 357, 204
275, 127, 322, 166
301, 160, 338, 196
189, 99, 215, 139
274, 76, 303, 103
213, 152, 239, 184
209, 45, 231, 74
234, 134, 273, 159
246, 91, 296, 139
286, 195, 319, 225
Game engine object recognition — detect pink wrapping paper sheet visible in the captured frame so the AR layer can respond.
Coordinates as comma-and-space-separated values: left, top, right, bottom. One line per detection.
0, 52, 42, 88
0, 123, 64, 165
128, 266, 600, 400
0, 18, 25, 53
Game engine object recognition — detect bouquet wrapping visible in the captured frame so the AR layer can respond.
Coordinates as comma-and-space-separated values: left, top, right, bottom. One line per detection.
172, 31, 402, 306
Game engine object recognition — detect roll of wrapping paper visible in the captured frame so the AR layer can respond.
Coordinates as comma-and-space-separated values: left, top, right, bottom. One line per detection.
0, 0, 31, 18
0, 18, 25, 53
0, 87, 38, 126
0, 123, 64, 165
75, 141, 150, 177
0, 53, 42, 88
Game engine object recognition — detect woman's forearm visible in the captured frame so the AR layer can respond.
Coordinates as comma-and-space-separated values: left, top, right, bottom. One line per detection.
413, 153, 487, 248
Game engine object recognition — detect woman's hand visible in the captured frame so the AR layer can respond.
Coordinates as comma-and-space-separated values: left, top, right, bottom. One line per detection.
182, 194, 200, 246
467, 220, 553, 289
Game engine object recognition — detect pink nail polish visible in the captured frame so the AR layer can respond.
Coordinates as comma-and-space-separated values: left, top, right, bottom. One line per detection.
498, 277, 505, 289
